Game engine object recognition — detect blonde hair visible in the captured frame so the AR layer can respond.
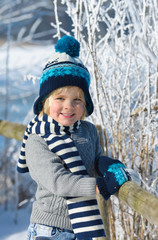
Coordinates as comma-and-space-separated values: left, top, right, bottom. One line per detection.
39, 86, 86, 120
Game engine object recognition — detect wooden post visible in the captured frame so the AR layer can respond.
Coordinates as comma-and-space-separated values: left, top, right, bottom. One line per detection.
0, 119, 158, 227
96, 194, 110, 239
96, 125, 111, 239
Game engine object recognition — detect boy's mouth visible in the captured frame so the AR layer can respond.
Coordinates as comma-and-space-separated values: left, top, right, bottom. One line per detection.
61, 113, 75, 118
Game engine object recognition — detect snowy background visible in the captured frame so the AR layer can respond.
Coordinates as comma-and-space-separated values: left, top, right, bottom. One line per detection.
0, 44, 53, 240
0, 205, 30, 239
0, 0, 158, 239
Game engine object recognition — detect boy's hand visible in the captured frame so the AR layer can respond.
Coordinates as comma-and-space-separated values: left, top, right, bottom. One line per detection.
96, 156, 127, 176
96, 164, 129, 200
96, 185, 100, 194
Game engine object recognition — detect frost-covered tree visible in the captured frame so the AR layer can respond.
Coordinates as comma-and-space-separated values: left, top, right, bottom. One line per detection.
50, 0, 158, 239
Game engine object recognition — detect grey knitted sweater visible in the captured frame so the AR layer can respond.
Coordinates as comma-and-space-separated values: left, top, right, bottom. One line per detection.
25, 120, 102, 230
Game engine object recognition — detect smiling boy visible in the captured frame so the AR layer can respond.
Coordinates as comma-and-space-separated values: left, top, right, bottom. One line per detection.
17, 36, 130, 240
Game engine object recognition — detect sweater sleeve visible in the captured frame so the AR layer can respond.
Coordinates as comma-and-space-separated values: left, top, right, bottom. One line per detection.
26, 134, 97, 198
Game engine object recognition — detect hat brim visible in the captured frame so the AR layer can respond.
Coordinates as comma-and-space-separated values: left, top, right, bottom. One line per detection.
33, 87, 94, 116
34, 75, 94, 116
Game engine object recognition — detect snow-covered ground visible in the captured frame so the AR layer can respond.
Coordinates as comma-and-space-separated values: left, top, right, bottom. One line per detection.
0, 206, 30, 240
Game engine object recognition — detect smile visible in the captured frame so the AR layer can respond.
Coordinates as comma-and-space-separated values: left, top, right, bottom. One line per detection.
61, 113, 75, 118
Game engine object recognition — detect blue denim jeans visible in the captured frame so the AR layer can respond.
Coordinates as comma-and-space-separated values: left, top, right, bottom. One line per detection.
27, 223, 76, 240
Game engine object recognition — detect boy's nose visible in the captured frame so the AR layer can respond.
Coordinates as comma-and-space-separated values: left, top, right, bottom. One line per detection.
64, 100, 74, 109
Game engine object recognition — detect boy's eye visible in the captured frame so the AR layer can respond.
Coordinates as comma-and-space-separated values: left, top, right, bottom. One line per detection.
56, 97, 64, 100
74, 98, 82, 102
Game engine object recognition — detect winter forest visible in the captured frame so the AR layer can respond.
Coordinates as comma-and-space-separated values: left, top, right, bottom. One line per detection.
0, 0, 158, 239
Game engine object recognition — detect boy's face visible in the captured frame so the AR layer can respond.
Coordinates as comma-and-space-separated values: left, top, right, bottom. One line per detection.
49, 87, 85, 126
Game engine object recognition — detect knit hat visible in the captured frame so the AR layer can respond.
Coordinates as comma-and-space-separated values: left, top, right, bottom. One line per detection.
33, 35, 94, 116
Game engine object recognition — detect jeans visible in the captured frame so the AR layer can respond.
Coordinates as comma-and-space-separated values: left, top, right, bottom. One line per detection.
27, 223, 76, 240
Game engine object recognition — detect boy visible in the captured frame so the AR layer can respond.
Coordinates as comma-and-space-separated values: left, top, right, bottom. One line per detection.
18, 36, 130, 240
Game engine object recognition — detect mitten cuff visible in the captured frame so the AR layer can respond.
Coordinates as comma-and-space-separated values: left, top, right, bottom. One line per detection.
96, 177, 110, 200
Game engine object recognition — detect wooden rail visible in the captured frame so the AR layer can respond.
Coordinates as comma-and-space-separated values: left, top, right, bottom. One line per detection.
0, 119, 158, 227
0, 119, 26, 141
118, 181, 158, 226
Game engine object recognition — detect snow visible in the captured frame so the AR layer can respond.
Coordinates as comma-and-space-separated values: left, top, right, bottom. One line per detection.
0, 206, 30, 240
0, 44, 52, 240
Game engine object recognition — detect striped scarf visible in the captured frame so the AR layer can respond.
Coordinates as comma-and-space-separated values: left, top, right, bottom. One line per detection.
17, 114, 105, 239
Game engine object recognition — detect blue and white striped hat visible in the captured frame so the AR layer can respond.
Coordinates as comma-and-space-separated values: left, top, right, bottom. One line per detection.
34, 35, 94, 116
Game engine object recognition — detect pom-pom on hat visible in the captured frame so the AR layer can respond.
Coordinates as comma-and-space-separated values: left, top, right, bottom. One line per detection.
33, 35, 94, 116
